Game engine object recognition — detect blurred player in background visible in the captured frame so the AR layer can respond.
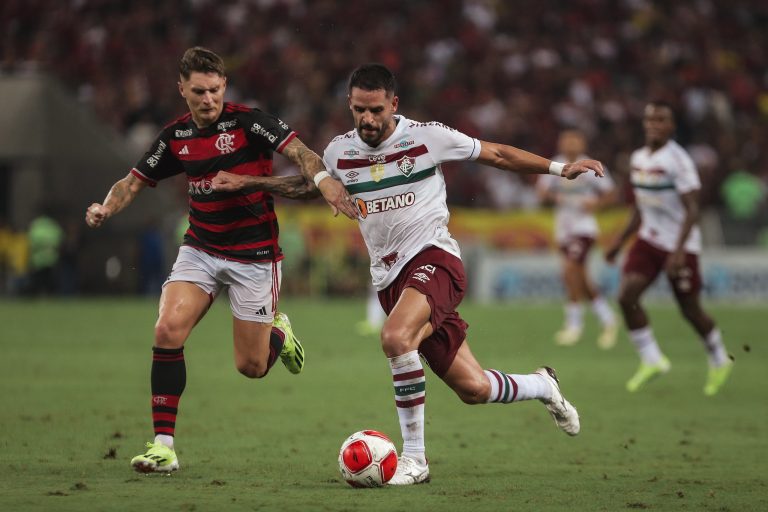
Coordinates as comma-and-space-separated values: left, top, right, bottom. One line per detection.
537, 129, 618, 348
356, 284, 387, 336
605, 101, 733, 395
213, 63, 605, 485
85, 47, 356, 474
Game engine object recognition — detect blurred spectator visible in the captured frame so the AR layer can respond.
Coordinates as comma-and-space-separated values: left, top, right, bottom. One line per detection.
1, 0, 767, 214
25, 209, 63, 296
137, 220, 165, 296
721, 169, 766, 220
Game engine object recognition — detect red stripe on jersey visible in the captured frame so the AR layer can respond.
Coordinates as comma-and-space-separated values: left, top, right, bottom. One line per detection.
189, 191, 266, 213
276, 131, 297, 153
395, 396, 425, 408
188, 211, 276, 233
186, 231, 276, 252
170, 128, 248, 161
130, 168, 158, 187
337, 145, 429, 170
163, 111, 192, 129
225, 103, 252, 113
393, 369, 425, 382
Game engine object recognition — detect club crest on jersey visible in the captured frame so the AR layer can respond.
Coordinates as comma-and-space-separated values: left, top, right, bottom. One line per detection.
215, 132, 236, 154
396, 155, 416, 177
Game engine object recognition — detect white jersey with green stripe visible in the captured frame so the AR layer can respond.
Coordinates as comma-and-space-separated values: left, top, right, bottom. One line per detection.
629, 139, 702, 254
323, 115, 481, 290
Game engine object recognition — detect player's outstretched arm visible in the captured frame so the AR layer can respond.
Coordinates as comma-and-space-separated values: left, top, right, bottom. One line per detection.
211, 171, 320, 200
280, 137, 359, 219
476, 141, 604, 180
85, 173, 146, 228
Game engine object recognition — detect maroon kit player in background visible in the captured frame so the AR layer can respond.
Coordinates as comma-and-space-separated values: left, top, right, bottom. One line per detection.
85, 47, 357, 473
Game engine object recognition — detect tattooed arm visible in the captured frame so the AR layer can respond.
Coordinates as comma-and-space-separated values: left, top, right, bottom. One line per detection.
280, 137, 359, 219
85, 173, 147, 228
211, 171, 321, 199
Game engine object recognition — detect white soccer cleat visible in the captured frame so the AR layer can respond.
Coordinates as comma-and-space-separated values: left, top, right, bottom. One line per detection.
388, 455, 430, 485
555, 326, 582, 346
597, 323, 619, 350
536, 367, 580, 436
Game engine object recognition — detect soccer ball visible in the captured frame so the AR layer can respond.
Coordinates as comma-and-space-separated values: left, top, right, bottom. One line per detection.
338, 430, 398, 488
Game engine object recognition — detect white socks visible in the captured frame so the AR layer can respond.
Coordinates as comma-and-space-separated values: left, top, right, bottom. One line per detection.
591, 296, 615, 326
703, 328, 729, 367
389, 351, 426, 462
565, 302, 584, 330
154, 434, 174, 449
629, 326, 664, 365
484, 370, 552, 402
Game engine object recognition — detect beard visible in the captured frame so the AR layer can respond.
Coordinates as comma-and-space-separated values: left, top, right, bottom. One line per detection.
357, 124, 382, 145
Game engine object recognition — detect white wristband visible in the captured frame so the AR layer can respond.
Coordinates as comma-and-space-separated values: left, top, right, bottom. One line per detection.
548, 161, 565, 177
313, 170, 331, 187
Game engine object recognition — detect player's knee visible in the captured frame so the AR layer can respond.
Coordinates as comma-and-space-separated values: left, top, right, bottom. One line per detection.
618, 289, 638, 311
380, 325, 416, 357
154, 320, 186, 348
236, 359, 268, 379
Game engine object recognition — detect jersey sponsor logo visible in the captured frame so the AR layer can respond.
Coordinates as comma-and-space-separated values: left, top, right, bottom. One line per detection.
217, 119, 237, 131
381, 251, 399, 269
396, 155, 416, 177
370, 163, 385, 182
393, 139, 415, 149
146, 140, 167, 168
175, 129, 193, 137
188, 178, 214, 196
355, 192, 415, 219
250, 122, 278, 144
179, 145, 190, 155
343, 149, 360, 157
215, 132, 236, 154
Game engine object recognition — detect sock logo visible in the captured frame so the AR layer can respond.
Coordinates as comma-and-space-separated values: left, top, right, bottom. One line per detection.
153, 396, 168, 406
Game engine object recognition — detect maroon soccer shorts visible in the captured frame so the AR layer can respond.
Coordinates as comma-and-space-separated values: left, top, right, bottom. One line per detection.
558, 236, 595, 264
378, 246, 468, 378
623, 238, 702, 297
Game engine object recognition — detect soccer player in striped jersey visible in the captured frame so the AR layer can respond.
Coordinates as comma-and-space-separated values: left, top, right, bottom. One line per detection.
605, 101, 733, 395
537, 129, 618, 348
85, 47, 357, 473
214, 63, 604, 485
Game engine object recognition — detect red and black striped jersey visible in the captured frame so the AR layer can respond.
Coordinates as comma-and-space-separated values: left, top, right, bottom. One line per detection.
131, 103, 296, 263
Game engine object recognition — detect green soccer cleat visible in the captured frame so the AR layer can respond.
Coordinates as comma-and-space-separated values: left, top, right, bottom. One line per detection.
626, 356, 671, 392
273, 312, 304, 374
130, 442, 179, 473
704, 361, 733, 396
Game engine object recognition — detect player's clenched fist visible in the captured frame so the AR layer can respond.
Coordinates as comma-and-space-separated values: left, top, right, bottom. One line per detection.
85, 203, 110, 228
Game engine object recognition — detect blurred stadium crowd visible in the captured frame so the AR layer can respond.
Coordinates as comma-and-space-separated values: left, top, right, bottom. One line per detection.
3, 0, 767, 209
1, 0, 767, 295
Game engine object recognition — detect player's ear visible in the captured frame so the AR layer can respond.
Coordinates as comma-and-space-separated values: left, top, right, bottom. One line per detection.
391, 95, 399, 113
348, 95, 353, 111
178, 81, 185, 98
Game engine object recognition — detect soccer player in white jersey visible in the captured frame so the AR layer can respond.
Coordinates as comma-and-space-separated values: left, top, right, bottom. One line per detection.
211, 63, 603, 485
537, 129, 618, 348
605, 101, 733, 395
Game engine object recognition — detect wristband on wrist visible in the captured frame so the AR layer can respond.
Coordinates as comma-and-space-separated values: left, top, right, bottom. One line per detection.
313, 170, 331, 187
548, 161, 565, 177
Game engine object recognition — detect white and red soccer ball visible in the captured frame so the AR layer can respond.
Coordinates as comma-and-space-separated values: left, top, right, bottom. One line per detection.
338, 430, 398, 488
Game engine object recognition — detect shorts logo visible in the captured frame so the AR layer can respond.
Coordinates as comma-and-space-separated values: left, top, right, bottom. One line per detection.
396, 155, 416, 177
355, 192, 415, 219
215, 133, 236, 154
382, 251, 399, 269
412, 272, 430, 283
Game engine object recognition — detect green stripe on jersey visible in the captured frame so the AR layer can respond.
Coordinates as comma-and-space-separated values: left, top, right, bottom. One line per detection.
346, 167, 436, 194
633, 183, 676, 191
395, 381, 426, 396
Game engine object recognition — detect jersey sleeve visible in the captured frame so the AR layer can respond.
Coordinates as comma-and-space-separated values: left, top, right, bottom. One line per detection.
421, 122, 481, 164
671, 147, 701, 194
322, 144, 339, 179
243, 108, 296, 153
131, 128, 182, 187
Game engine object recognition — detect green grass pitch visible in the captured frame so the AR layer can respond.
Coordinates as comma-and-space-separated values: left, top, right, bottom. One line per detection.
1, 298, 766, 511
